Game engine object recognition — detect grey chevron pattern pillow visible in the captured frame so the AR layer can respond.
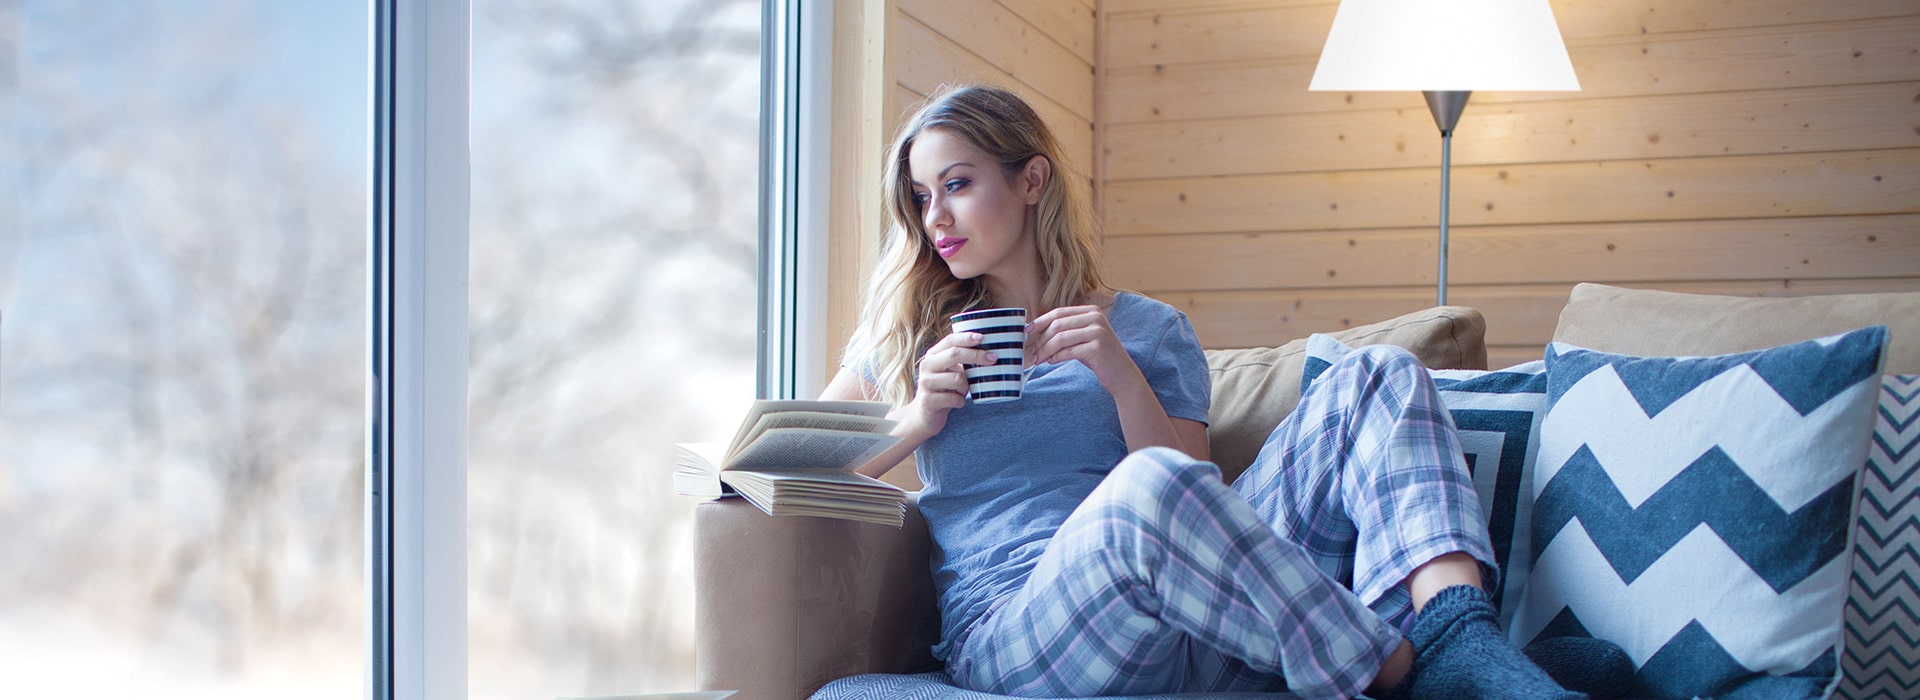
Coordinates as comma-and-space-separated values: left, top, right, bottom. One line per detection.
1517, 327, 1887, 699
1838, 374, 1920, 700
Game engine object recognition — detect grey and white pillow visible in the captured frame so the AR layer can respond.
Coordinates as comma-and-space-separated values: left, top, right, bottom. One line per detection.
1516, 327, 1886, 698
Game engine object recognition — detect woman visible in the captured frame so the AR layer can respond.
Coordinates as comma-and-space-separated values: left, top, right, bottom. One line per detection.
820, 84, 1621, 700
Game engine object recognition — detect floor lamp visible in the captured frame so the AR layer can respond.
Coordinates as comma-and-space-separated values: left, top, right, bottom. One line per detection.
1309, 0, 1579, 306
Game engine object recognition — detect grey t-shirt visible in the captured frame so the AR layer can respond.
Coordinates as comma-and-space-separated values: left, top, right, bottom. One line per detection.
904, 292, 1211, 661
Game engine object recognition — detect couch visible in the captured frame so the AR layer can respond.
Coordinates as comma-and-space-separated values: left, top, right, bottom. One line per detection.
695, 283, 1920, 700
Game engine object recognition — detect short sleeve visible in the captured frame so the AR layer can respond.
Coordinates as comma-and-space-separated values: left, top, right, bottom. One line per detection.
1144, 309, 1211, 426
842, 351, 878, 385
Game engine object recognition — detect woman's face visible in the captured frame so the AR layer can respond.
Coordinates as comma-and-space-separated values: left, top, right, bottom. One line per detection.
907, 128, 1041, 283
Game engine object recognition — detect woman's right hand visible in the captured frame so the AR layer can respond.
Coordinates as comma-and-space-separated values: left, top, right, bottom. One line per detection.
891, 331, 995, 441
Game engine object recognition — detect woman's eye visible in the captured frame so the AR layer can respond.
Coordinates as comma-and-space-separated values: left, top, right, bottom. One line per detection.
912, 192, 930, 207
944, 178, 969, 193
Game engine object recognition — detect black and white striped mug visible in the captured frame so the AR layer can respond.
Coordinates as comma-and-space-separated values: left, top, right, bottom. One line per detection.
950, 307, 1027, 404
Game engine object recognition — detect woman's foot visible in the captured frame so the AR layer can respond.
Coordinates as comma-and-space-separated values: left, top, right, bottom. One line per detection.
1523, 636, 1636, 699
1379, 585, 1583, 700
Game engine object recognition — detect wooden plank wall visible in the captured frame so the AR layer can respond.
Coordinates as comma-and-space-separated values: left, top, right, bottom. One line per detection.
826, 0, 891, 390
887, 0, 1099, 202
845, 0, 1096, 490
1097, 0, 1920, 368
831, 0, 1097, 379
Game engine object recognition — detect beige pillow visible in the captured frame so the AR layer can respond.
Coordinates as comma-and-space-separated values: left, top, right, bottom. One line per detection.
1553, 283, 1920, 374
1205, 306, 1488, 484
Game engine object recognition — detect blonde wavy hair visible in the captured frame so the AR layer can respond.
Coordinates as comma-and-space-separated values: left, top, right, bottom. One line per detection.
846, 84, 1106, 405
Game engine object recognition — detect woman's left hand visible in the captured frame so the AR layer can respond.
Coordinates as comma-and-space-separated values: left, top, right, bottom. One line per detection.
1027, 305, 1147, 395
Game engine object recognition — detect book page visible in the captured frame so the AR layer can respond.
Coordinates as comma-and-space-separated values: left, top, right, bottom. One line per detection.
724, 427, 901, 473
721, 471, 904, 527
726, 411, 896, 462
725, 399, 890, 454
671, 442, 731, 497
722, 469, 903, 497
675, 442, 726, 472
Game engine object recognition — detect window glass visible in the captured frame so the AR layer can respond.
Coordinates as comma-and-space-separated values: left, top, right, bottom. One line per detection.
469, 1, 761, 695
3, 3, 367, 697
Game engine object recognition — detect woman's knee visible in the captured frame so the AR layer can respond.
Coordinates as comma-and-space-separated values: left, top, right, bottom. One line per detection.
1316, 344, 1435, 402
1059, 449, 1246, 588
1074, 448, 1225, 546
1343, 344, 1424, 378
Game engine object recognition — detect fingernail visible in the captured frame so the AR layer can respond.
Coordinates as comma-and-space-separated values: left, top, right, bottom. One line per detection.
985, 353, 998, 362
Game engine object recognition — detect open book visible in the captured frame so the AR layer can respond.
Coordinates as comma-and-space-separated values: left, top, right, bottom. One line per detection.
674, 399, 907, 527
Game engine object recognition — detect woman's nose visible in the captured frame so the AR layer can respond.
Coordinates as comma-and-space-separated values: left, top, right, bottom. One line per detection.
923, 195, 950, 230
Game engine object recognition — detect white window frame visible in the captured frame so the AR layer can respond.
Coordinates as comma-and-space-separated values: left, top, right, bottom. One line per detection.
368, 1, 468, 698
368, 0, 827, 698
759, 0, 832, 401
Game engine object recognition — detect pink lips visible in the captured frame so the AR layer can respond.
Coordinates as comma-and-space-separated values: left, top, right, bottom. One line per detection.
936, 237, 967, 259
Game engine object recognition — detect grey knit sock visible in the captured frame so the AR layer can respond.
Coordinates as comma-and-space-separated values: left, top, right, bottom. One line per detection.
1523, 636, 1636, 699
1380, 585, 1584, 700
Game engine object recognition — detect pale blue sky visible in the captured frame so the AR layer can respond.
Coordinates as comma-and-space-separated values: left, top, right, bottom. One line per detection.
267, 2, 370, 176
18, 2, 370, 176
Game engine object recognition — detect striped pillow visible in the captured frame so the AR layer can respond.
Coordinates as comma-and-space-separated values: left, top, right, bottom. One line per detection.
1838, 374, 1920, 700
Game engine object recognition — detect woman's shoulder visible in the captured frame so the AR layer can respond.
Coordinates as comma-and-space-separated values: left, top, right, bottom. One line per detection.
1102, 291, 1198, 351
1108, 290, 1187, 324
1107, 291, 1207, 381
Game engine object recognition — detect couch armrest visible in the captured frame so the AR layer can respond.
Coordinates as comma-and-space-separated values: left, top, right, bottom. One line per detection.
696, 497, 940, 700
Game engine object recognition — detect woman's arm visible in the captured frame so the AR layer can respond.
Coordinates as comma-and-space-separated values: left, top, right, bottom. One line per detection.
819, 367, 920, 479
821, 368, 920, 478
1103, 366, 1211, 460
1029, 305, 1211, 460
821, 328, 994, 479
1175, 418, 1211, 462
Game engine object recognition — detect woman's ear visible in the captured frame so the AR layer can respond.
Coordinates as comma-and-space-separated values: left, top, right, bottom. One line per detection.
1021, 155, 1052, 205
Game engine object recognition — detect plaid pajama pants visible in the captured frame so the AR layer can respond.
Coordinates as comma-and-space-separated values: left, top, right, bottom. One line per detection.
945, 345, 1498, 700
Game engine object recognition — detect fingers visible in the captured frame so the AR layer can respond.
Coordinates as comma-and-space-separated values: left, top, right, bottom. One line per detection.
923, 331, 999, 373
913, 331, 996, 411
1030, 304, 1100, 324
1027, 307, 1112, 365
1030, 324, 1107, 366
914, 371, 968, 412
1027, 305, 1099, 335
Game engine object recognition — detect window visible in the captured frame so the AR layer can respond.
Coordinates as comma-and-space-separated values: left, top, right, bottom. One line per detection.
11, 0, 814, 695
466, 0, 761, 694
4, 3, 367, 696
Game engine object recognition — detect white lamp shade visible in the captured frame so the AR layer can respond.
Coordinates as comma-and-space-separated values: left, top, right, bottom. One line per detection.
1310, 0, 1579, 92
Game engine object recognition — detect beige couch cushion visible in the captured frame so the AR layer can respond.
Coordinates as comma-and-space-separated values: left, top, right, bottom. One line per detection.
1206, 306, 1488, 484
1552, 283, 1920, 373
